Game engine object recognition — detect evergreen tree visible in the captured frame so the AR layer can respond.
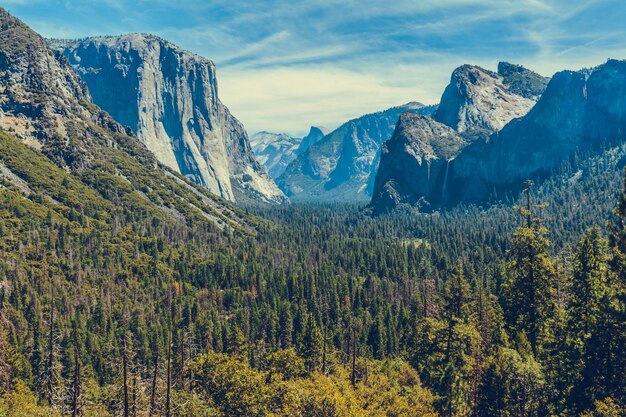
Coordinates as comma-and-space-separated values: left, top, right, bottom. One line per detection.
502, 183, 556, 355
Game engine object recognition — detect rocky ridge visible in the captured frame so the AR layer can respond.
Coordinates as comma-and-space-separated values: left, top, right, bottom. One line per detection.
370, 62, 549, 212
277, 102, 436, 202
0, 8, 255, 231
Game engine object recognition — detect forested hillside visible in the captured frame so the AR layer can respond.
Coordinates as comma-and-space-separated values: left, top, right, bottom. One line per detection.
1, 121, 625, 415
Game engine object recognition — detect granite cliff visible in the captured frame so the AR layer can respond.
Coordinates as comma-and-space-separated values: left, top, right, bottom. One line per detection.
51, 35, 284, 203
277, 103, 436, 202
0, 8, 254, 230
371, 62, 549, 212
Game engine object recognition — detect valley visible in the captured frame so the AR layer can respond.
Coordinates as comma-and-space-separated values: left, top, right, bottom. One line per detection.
0, 5, 625, 417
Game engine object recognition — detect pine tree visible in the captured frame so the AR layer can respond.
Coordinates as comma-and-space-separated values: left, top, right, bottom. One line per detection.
301, 316, 323, 372
502, 182, 556, 356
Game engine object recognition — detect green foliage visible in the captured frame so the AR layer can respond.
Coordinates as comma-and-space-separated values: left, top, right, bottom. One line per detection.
0, 127, 625, 415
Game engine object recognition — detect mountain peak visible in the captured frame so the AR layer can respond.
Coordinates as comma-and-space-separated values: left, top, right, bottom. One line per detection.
434, 63, 538, 133
497, 61, 550, 99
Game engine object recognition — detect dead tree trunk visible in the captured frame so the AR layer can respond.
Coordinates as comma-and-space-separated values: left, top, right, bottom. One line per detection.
166, 332, 172, 417
122, 334, 130, 417
46, 285, 54, 407
72, 347, 80, 417
149, 348, 158, 416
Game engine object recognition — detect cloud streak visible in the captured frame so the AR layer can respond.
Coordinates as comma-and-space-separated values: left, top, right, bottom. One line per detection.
6, 0, 626, 135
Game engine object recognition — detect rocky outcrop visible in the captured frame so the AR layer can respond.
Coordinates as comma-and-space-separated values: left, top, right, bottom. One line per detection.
498, 62, 550, 100
250, 126, 327, 179
370, 62, 549, 212
449, 59, 626, 204
51, 34, 284, 203
297, 126, 327, 155
433, 64, 539, 133
370, 113, 467, 212
0, 9, 94, 147
277, 102, 436, 202
371, 59, 626, 212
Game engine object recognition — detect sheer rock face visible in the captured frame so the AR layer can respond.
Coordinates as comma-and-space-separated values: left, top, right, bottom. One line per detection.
370, 63, 549, 212
371, 60, 626, 212
277, 102, 436, 202
51, 34, 285, 203
251, 126, 327, 179
0, 8, 254, 230
297, 126, 327, 155
450, 60, 626, 204
433, 64, 539, 133
370, 113, 467, 213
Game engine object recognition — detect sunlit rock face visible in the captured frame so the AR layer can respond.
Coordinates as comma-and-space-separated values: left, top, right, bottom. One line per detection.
370, 62, 553, 212
251, 126, 328, 179
450, 60, 626, 205
52, 34, 285, 203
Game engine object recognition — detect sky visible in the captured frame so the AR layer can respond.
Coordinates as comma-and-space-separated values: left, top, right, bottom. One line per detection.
5, 0, 626, 136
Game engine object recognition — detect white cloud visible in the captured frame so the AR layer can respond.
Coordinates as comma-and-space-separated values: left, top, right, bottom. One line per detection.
218, 65, 441, 136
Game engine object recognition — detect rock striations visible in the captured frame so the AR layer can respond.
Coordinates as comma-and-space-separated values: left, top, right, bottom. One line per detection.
433, 64, 542, 134
51, 34, 284, 204
371, 62, 549, 212
277, 102, 436, 202
448, 59, 626, 205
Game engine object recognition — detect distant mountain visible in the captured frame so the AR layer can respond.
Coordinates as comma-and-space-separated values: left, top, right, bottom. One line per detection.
251, 132, 300, 178
371, 62, 549, 212
251, 126, 328, 179
277, 102, 437, 202
50, 34, 285, 204
297, 126, 327, 154
0, 8, 254, 230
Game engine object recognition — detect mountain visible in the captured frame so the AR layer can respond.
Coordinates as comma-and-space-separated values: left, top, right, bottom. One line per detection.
433, 64, 543, 134
0, 8, 254, 231
370, 60, 626, 213
370, 113, 468, 211
250, 126, 327, 179
50, 34, 284, 204
370, 62, 549, 212
277, 102, 436, 202
297, 125, 327, 154
251, 132, 300, 178
448, 59, 626, 204
497, 61, 550, 99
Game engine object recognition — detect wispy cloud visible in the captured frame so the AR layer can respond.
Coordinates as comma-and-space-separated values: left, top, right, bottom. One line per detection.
6, 0, 626, 135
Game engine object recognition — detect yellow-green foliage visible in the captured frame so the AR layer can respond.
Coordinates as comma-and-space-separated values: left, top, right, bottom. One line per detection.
0, 379, 60, 417
189, 351, 438, 417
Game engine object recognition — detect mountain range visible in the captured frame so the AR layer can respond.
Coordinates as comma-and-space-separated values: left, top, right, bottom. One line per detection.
277, 102, 437, 202
370, 59, 626, 213
0, 8, 253, 230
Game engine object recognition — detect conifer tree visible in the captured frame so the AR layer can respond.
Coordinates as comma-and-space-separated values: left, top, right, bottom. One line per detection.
502, 181, 556, 355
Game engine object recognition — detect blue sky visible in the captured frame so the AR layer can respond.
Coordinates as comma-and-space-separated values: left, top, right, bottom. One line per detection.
5, 0, 626, 136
